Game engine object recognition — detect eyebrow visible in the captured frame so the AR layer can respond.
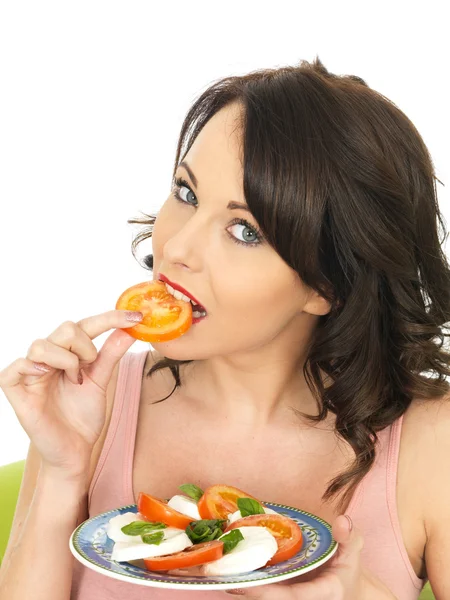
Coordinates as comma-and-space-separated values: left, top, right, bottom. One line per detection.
178, 161, 251, 213
179, 161, 198, 188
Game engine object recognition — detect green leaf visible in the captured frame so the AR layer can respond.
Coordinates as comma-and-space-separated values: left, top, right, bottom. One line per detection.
121, 520, 167, 536
185, 519, 228, 544
237, 498, 265, 517
220, 529, 244, 554
142, 531, 165, 545
179, 483, 204, 502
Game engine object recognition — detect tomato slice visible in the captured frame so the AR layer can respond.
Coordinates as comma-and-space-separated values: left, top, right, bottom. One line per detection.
137, 492, 194, 529
224, 513, 303, 565
143, 540, 224, 572
197, 484, 262, 520
116, 280, 192, 342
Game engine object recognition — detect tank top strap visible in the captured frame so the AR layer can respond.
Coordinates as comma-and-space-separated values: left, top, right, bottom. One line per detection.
344, 417, 392, 515
386, 414, 423, 587
88, 350, 149, 516
347, 414, 424, 595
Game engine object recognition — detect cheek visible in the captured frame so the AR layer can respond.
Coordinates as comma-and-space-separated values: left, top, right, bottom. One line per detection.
151, 199, 178, 257
214, 264, 302, 328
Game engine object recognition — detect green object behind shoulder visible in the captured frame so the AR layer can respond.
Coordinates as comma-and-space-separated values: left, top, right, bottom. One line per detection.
0, 460, 436, 597
0, 460, 26, 564
420, 583, 435, 599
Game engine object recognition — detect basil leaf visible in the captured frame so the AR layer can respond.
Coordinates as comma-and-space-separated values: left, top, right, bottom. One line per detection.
179, 483, 204, 502
220, 529, 244, 554
185, 519, 228, 544
237, 498, 265, 517
194, 519, 228, 529
142, 531, 165, 545
121, 520, 167, 536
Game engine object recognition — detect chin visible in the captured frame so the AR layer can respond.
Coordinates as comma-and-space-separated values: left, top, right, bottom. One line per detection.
149, 339, 202, 362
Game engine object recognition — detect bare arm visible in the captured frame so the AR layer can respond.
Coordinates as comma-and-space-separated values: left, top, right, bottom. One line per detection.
0, 310, 135, 599
420, 396, 450, 599
0, 467, 88, 600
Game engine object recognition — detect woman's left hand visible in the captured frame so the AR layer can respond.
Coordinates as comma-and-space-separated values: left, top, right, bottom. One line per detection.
225, 515, 395, 599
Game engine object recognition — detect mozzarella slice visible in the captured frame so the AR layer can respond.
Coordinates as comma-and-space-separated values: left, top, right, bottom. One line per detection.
106, 512, 150, 543
111, 527, 193, 562
167, 495, 201, 520
201, 526, 278, 576
227, 505, 278, 524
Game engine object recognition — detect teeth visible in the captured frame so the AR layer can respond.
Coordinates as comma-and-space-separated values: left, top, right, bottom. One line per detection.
164, 282, 207, 317
165, 283, 191, 304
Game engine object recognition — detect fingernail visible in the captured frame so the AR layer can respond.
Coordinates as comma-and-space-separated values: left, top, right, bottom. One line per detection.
125, 311, 144, 322
344, 514, 353, 531
33, 362, 52, 373
226, 590, 246, 596
78, 370, 83, 385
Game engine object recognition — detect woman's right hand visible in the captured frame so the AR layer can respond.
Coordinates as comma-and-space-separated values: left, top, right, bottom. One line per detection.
0, 309, 144, 481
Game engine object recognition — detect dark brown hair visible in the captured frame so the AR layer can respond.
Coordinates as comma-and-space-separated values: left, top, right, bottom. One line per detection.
127, 56, 450, 512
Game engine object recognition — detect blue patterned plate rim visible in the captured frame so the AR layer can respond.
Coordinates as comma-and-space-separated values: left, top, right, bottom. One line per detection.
69, 500, 338, 591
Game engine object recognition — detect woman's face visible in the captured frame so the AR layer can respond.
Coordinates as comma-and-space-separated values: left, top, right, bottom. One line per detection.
151, 102, 331, 360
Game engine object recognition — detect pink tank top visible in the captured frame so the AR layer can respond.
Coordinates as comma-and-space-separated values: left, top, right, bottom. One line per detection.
70, 350, 427, 599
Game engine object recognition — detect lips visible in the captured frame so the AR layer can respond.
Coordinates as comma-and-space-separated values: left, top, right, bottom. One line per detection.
157, 273, 206, 312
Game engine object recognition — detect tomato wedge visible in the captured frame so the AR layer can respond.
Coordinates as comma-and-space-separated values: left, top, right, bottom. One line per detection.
137, 492, 194, 529
197, 484, 262, 520
116, 280, 192, 342
224, 513, 303, 565
144, 540, 224, 572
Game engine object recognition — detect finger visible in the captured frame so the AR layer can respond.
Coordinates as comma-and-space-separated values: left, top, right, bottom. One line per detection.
46, 321, 100, 383
225, 577, 335, 598
225, 583, 294, 598
82, 328, 139, 390
40, 310, 143, 384
0, 357, 52, 390
76, 310, 144, 341
330, 514, 364, 567
25, 338, 83, 385
333, 514, 364, 552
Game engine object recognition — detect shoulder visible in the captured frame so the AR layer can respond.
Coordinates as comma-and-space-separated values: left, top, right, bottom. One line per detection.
85, 357, 122, 486
402, 392, 450, 600
90, 348, 157, 463
402, 390, 450, 450
401, 390, 450, 526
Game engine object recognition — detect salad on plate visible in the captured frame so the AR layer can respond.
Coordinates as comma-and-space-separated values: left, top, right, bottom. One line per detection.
106, 483, 304, 576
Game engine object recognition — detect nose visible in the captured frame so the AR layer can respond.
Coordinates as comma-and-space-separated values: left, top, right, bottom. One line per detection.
162, 213, 207, 272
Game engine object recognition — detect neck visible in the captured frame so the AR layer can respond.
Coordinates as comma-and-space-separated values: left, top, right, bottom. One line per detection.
181, 347, 331, 433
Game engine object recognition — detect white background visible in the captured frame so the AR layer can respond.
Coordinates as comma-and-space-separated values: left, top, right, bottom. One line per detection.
0, 1, 448, 466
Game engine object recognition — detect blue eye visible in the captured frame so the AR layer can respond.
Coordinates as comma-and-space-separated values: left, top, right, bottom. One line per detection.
173, 176, 197, 206
172, 175, 263, 248
226, 220, 261, 246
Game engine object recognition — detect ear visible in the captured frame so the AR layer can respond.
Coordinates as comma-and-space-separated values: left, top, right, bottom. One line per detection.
303, 290, 335, 316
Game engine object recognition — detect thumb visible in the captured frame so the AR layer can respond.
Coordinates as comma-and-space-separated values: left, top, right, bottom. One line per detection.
85, 329, 138, 389
331, 514, 364, 566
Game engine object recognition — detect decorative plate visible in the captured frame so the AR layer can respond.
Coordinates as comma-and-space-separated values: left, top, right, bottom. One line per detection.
69, 501, 338, 591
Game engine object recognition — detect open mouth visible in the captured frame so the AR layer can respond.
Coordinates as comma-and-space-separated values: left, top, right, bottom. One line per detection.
162, 281, 207, 320
191, 304, 207, 320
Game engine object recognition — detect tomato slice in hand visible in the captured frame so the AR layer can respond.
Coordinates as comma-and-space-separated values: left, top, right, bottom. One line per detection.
144, 540, 224, 572
224, 513, 303, 565
116, 280, 192, 343
197, 484, 262, 520
138, 492, 194, 529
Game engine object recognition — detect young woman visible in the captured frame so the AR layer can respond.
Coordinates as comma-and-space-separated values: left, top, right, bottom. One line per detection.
0, 57, 449, 600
